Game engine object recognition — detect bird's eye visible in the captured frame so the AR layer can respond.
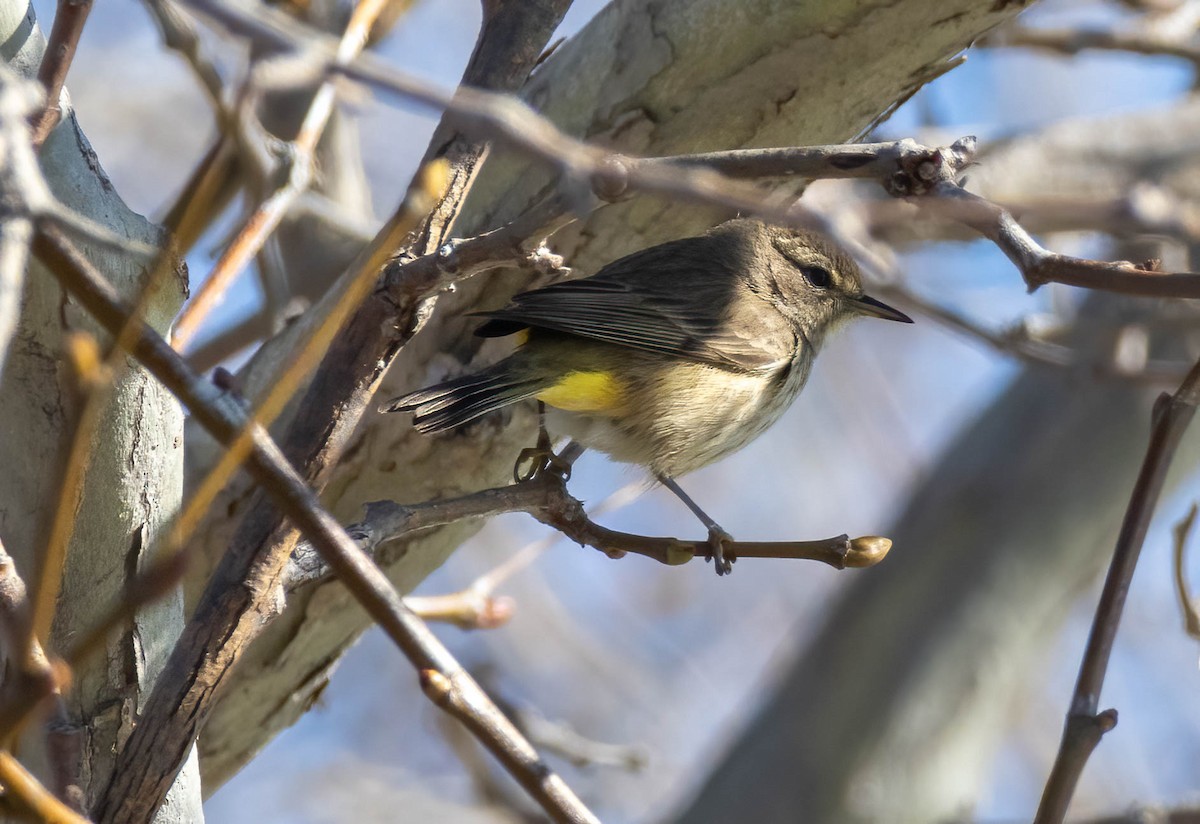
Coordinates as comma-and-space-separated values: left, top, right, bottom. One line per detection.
802, 265, 832, 289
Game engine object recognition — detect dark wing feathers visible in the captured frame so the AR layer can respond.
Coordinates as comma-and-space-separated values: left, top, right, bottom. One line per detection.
382, 368, 545, 432
473, 235, 796, 371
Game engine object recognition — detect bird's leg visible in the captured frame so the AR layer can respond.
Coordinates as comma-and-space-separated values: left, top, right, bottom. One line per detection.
514, 403, 583, 482
656, 475, 734, 576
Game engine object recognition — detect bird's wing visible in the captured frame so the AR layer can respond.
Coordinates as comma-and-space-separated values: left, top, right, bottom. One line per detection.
474, 237, 797, 371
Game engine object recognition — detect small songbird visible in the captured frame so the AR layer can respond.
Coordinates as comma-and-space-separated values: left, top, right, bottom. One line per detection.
383, 218, 912, 574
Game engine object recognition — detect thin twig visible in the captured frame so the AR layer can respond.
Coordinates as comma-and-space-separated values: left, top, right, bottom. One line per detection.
1035, 356, 1200, 823
928, 182, 1200, 297
184, 309, 274, 373
874, 282, 1190, 385
0, 542, 188, 748
159, 134, 241, 254
0, 541, 79, 808
510, 704, 648, 771
0, 751, 88, 824
186, 0, 1200, 299
289, 473, 891, 587
184, 0, 975, 227
984, 24, 1200, 67
141, 0, 227, 114
405, 480, 647, 629
1172, 503, 1200, 640
30, 0, 93, 146
0, 541, 60, 737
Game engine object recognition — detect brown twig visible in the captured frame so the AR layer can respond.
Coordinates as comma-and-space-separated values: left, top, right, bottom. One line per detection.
183, 309, 275, 373
184, 0, 976, 228
0, 541, 188, 748
873, 283, 1190, 385
30, 0, 93, 146
0, 541, 59, 726
165, 161, 447, 572
0, 540, 80, 808
404, 481, 644, 629
141, 0, 227, 114
1172, 503, 1200, 640
866, 186, 1200, 248
0, 751, 88, 824
288, 473, 891, 588
381, 192, 573, 299
0, 62, 182, 692
927, 182, 1200, 297
1035, 356, 1200, 823
984, 24, 1200, 68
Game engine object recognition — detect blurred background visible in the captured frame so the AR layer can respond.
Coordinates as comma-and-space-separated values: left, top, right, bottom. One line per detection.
32, 0, 1200, 820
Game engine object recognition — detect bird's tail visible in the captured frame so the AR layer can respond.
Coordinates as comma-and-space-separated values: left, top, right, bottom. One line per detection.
381, 361, 546, 433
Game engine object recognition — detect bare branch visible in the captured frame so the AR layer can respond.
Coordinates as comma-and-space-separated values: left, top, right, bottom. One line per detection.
108, 3, 580, 817
287, 473, 892, 589
927, 182, 1200, 297
141, 0, 226, 114
875, 283, 1191, 385
405, 481, 644, 629
1036, 356, 1200, 823
1172, 503, 1200, 640
0, 751, 88, 824
30, 0, 93, 146
985, 24, 1200, 67
511, 705, 648, 771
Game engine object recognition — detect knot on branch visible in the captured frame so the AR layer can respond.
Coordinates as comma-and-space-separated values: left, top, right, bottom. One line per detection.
885, 136, 976, 197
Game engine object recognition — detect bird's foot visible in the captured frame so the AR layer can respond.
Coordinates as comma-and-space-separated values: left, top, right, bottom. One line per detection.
514, 444, 573, 483
705, 526, 735, 577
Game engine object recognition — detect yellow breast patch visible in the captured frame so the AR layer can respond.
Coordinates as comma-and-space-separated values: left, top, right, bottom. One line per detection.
537, 371, 626, 414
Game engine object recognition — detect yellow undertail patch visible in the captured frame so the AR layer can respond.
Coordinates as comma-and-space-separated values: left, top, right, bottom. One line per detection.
537, 371, 626, 414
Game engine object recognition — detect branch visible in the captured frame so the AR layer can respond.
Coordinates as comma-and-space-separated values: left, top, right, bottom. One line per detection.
197, 0, 1200, 302
287, 473, 892, 589
927, 182, 1200, 297
30, 0, 93, 146
0, 751, 88, 824
874, 282, 1191, 385
984, 24, 1200, 67
141, 0, 226, 115
1035, 356, 1200, 824
177, 0, 1200, 307
1172, 503, 1200, 640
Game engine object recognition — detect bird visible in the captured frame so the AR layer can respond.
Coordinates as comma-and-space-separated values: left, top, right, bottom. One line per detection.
382, 218, 912, 574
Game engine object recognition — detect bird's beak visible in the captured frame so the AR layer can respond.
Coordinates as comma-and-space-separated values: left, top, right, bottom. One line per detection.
851, 294, 913, 323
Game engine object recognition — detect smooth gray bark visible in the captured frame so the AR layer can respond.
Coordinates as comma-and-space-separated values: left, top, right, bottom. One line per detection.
0, 2, 202, 819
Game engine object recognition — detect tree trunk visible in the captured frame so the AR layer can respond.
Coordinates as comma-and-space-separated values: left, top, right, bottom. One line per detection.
0, 3, 202, 819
